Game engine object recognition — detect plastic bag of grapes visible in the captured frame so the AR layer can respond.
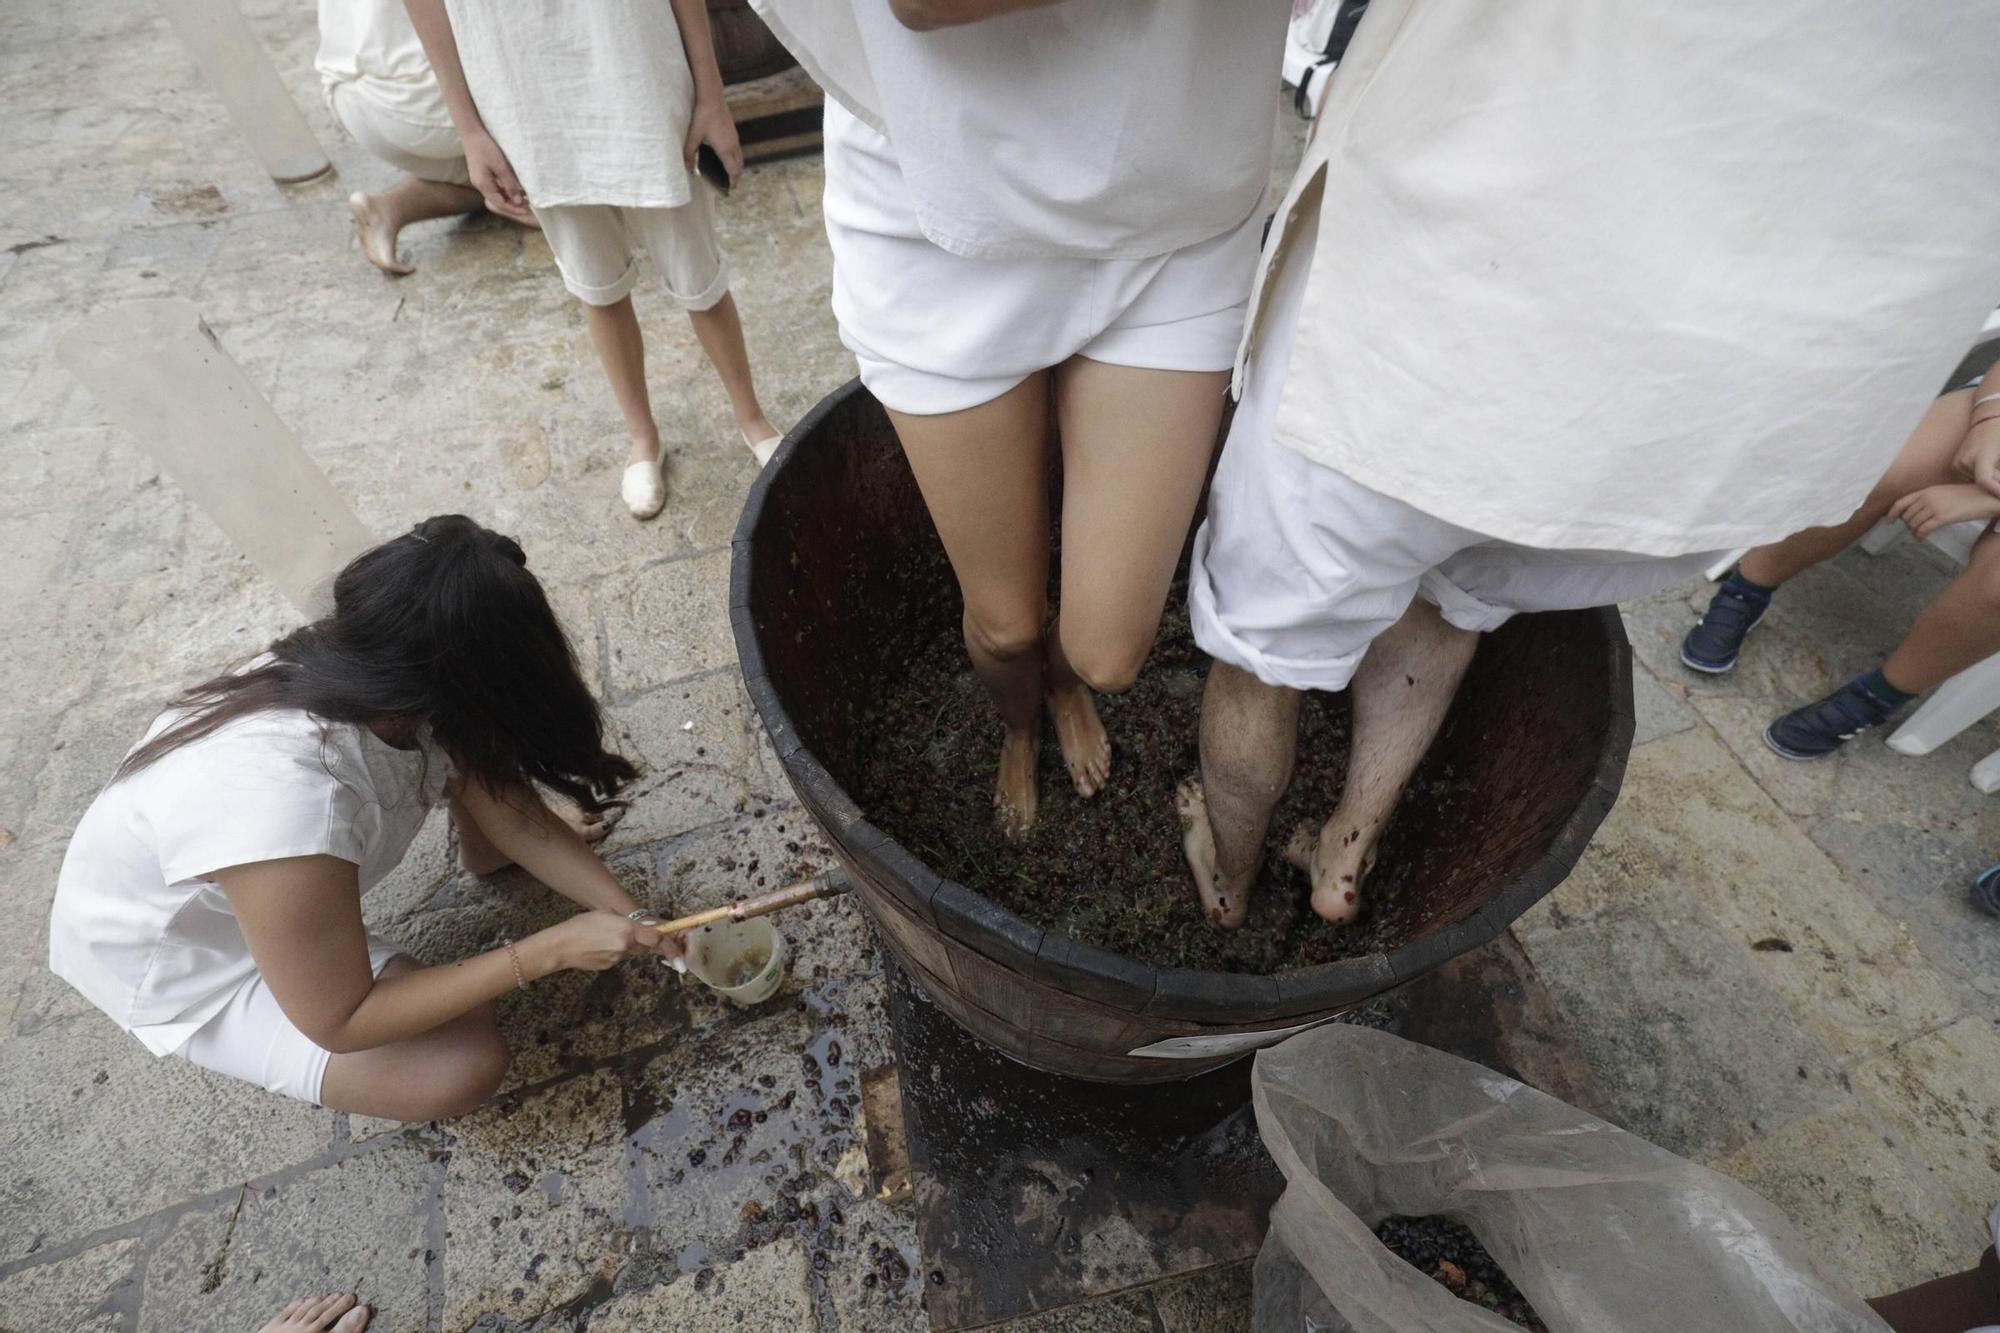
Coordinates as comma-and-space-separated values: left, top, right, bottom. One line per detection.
1251, 1025, 1889, 1333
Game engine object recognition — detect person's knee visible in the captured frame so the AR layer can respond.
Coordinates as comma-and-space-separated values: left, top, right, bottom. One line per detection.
410, 1030, 509, 1120
1062, 633, 1149, 694
963, 607, 1044, 664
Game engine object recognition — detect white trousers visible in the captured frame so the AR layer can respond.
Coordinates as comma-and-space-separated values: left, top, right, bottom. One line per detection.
1191, 208, 1721, 693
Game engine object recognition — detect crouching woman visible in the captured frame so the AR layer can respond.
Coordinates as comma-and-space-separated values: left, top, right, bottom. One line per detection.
47, 515, 677, 1120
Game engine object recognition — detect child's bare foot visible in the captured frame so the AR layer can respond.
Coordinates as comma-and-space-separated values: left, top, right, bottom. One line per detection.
1176, 777, 1247, 928
1048, 681, 1111, 798
258, 1292, 371, 1333
994, 725, 1039, 842
1304, 812, 1377, 925
348, 192, 414, 277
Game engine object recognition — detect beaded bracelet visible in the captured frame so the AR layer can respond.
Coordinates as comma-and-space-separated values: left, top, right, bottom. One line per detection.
503, 939, 526, 990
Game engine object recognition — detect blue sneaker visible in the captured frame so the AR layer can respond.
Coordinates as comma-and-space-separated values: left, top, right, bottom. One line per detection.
1762, 676, 1906, 760
1680, 581, 1769, 673
1973, 862, 2000, 918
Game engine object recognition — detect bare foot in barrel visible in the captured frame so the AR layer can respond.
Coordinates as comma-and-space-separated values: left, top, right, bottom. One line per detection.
348, 192, 414, 277
1176, 777, 1248, 928
1048, 681, 1111, 798
258, 1292, 371, 1333
1294, 815, 1375, 925
994, 725, 1039, 842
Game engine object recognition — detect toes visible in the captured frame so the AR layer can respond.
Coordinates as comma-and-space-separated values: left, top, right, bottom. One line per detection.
330, 1306, 372, 1333
1311, 882, 1363, 925
1281, 823, 1317, 871
1173, 776, 1205, 825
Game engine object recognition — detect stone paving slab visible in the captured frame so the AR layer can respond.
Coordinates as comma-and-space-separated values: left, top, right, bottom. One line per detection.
6, 0, 2000, 1326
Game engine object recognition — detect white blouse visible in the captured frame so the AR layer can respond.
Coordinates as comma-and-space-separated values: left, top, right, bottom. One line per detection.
49, 706, 445, 1056
1243, 0, 2000, 556
441, 0, 696, 209
755, 0, 1291, 260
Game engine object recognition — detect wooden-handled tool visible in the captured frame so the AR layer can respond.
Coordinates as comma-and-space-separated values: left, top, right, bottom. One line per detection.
645, 867, 850, 937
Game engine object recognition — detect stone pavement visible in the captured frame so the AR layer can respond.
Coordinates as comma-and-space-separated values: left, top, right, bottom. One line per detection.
3, 2, 1998, 1330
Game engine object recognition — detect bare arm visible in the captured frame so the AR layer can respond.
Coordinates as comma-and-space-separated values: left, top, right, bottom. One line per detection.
451, 777, 666, 924
887, 0, 1062, 31
667, 0, 744, 184
217, 855, 657, 1054
402, 0, 534, 219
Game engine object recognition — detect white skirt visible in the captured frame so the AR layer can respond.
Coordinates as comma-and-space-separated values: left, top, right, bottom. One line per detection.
822, 100, 1261, 416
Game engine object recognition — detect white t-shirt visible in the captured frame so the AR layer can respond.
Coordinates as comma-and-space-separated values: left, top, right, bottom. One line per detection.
48, 705, 445, 1056
314, 0, 452, 132
754, 0, 1290, 260
1245, 0, 2000, 556
441, 0, 695, 209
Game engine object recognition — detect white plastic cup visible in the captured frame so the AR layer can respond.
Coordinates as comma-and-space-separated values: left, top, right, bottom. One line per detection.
681, 917, 787, 1006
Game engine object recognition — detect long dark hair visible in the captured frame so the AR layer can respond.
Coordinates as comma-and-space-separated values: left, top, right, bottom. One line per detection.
118, 515, 634, 813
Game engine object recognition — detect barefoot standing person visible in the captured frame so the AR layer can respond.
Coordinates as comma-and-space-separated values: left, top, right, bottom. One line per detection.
405, 0, 783, 517
48, 517, 682, 1120
753, 0, 1290, 837
1180, 1, 2000, 927
316, 0, 489, 275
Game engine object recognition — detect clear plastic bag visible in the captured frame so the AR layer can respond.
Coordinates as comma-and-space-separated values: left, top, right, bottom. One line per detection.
1252, 1025, 1890, 1333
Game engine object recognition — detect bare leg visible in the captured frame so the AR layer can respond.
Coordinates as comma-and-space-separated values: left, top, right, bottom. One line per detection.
582, 296, 662, 465
1739, 388, 1975, 586
348, 176, 483, 276
317, 955, 510, 1121
1880, 528, 2000, 693
686, 293, 779, 446
889, 374, 1053, 838
1047, 357, 1228, 796
1180, 662, 1302, 927
1301, 601, 1477, 924
257, 1292, 371, 1333
453, 793, 615, 876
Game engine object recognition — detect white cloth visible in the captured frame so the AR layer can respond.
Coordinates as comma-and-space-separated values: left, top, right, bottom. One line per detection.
1194, 203, 1717, 693
538, 190, 731, 310
49, 706, 445, 1056
178, 936, 402, 1104
823, 100, 1260, 415
315, 0, 452, 132
1242, 0, 2000, 557
756, 0, 1288, 260
440, 0, 695, 209
329, 82, 469, 184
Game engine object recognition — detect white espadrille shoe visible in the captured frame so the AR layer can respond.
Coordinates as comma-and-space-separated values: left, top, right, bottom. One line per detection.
621, 458, 666, 519
742, 429, 782, 469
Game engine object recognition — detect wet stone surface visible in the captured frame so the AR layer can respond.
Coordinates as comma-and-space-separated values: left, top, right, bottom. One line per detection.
6, 0, 2000, 1325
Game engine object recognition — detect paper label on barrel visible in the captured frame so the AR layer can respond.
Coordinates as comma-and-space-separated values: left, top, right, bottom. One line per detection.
1127, 1015, 1336, 1059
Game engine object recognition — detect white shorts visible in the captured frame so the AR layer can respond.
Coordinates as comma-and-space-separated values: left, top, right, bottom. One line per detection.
822, 100, 1261, 416
1189, 206, 1721, 694
537, 190, 732, 310
177, 935, 402, 1105
327, 82, 470, 186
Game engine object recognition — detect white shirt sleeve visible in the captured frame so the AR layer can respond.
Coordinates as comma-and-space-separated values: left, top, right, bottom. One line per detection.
146, 721, 373, 886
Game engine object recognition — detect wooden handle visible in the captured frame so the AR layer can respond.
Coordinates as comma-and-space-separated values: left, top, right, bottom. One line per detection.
645, 868, 847, 936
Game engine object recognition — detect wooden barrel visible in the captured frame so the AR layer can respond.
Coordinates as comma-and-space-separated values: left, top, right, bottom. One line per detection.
730, 381, 1636, 1083
706, 0, 797, 86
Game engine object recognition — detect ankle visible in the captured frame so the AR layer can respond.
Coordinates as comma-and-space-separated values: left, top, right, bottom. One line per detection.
628, 435, 662, 463
1859, 666, 1918, 709
1724, 568, 1778, 601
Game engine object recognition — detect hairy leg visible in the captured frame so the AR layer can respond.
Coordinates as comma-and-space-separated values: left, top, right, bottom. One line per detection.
1740, 387, 1976, 587
347, 177, 483, 276
1303, 600, 1477, 924
1880, 526, 2000, 693
1048, 357, 1228, 795
1180, 662, 1302, 928
582, 296, 662, 465
888, 373, 1053, 838
686, 293, 779, 445
318, 955, 509, 1121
